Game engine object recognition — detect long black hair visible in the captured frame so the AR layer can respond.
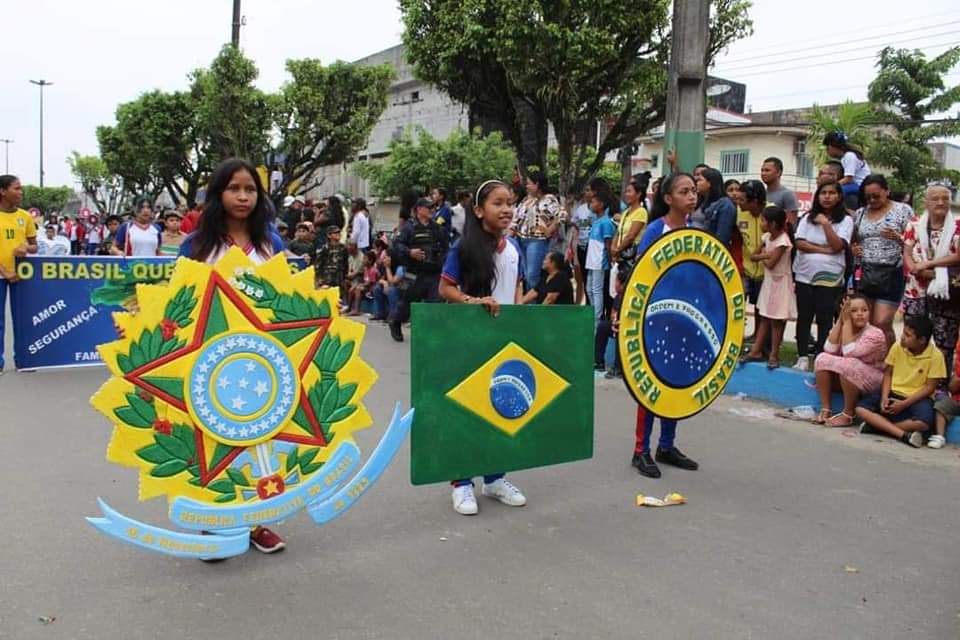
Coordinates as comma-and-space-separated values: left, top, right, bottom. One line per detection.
191, 158, 272, 263
651, 172, 695, 220
823, 131, 864, 161
326, 196, 345, 229
526, 170, 550, 197
458, 180, 508, 297
808, 181, 846, 224
699, 167, 726, 208
0, 174, 19, 207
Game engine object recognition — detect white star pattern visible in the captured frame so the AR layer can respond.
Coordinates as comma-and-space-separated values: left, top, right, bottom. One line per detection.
194, 373, 206, 385
226, 427, 237, 437
231, 396, 248, 411
198, 362, 210, 374
216, 344, 229, 356
245, 361, 256, 372
218, 377, 231, 390
282, 375, 292, 387
238, 378, 249, 389
238, 426, 249, 437
207, 353, 217, 364
254, 380, 269, 397
226, 337, 237, 349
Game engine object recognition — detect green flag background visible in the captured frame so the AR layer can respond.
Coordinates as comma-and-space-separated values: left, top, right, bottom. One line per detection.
410, 303, 594, 485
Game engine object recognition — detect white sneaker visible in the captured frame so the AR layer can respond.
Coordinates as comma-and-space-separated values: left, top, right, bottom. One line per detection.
481, 478, 527, 507
452, 484, 478, 515
928, 434, 946, 449
792, 356, 809, 372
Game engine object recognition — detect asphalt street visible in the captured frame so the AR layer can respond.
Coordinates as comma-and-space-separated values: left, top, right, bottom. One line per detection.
2, 313, 960, 640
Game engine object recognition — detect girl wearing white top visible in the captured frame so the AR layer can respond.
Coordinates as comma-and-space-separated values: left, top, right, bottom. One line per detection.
439, 179, 527, 516
178, 158, 286, 555
111, 198, 162, 257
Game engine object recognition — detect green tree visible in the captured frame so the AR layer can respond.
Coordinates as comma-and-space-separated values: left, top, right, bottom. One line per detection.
270, 59, 394, 200
191, 45, 272, 162
806, 101, 876, 166
357, 127, 516, 198
868, 45, 960, 195
67, 151, 126, 214
97, 90, 202, 204
400, 0, 752, 192
22, 185, 73, 213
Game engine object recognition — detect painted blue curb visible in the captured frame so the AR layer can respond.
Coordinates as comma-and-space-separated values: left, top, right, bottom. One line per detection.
724, 363, 960, 443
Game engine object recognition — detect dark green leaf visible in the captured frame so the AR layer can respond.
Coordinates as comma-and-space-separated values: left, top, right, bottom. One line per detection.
117, 354, 133, 374
317, 299, 331, 318
338, 382, 358, 407
285, 447, 299, 472
202, 292, 229, 342
298, 447, 320, 467
207, 479, 236, 494
290, 405, 313, 435
214, 493, 237, 503
327, 405, 357, 423
173, 424, 196, 455
188, 476, 202, 486
142, 376, 186, 403
136, 444, 172, 464
302, 462, 324, 474
150, 459, 188, 477
129, 341, 146, 369
127, 393, 157, 424
226, 468, 250, 487
318, 379, 339, 421
114, 406, 152, 428
156, 433, 191, 460
208, 442, 234, 470
330, 340, 355, 372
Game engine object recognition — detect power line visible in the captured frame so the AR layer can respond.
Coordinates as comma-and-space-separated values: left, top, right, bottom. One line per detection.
720, 42, 960, 79
747, 72, 960, 102
717, 28, 960, 73
719, 9, 960, 61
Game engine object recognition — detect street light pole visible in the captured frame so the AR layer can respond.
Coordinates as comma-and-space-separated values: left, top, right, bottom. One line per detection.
0, 139, 12, 174
231, 0, 242, 47
29, 79, 53, 189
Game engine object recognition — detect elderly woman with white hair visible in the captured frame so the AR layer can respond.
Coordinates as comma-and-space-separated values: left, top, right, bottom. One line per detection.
902, 183, 960, 375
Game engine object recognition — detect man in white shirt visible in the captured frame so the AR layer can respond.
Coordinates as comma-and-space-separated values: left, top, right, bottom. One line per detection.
349, 198, 370, 251
449, 191, 470, 238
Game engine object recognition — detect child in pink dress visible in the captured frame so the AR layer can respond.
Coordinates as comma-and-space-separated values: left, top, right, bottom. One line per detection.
742, 205, 796, 369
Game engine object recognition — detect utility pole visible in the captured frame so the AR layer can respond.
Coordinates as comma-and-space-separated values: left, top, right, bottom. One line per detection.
231, 0, 242, 47
29, 79, 53, 188
663, 0, 710, 174
0, 139, 12, 174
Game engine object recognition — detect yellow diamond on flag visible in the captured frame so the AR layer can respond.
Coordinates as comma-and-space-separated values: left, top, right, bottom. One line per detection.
445, 342, 570, 436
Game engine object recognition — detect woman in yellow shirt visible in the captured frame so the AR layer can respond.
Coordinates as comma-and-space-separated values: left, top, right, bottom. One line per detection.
0, 174, 38, 372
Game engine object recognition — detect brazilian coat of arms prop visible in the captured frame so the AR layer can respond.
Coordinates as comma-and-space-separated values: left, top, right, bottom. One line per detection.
619, 229, 746, 420
87, 248, 413, 559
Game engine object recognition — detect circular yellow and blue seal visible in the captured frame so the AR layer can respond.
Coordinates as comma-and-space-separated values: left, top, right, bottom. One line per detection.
618, 229, 745, 420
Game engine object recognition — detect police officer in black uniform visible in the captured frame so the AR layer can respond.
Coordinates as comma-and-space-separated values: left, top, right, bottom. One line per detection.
389, 197, 449, 342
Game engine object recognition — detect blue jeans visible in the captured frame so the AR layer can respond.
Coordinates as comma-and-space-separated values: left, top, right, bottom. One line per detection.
0, 278, 19, 371
519, 237, 549, 291
372, 283, 388, 319
452, 474, 504, 487
587, 268, 605, 326
637, 410, 678, 455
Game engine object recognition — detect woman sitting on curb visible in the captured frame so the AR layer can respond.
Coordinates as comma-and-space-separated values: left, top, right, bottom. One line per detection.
812, 294, 887, 426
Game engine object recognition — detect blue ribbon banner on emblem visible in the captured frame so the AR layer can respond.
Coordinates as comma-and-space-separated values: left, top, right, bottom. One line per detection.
308, 404, 414, 524
87, 403, 412, 559
87, 498, 251, 560
170, 442, 360, 530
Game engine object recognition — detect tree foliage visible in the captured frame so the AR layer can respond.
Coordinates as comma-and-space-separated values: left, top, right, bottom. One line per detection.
400, 0, 753, 192
357, 127, 516, 198
22, 185, 73, 213
96, 45, 392, 207
270, 59, 394, 200
806, 101, 877, 166
67, 151, 126, 215
867, 45, 960, 195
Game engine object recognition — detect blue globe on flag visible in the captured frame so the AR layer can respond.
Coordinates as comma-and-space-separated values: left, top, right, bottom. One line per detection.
644, 261, 728, 389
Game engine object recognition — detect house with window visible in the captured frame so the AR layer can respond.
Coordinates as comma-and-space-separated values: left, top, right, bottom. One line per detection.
633, 107, 818, 209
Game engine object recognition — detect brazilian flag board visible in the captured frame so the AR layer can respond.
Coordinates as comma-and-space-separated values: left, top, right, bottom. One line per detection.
410, 303, 594, 485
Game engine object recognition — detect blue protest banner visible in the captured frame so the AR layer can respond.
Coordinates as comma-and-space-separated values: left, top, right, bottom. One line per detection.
10, 255, 307, 371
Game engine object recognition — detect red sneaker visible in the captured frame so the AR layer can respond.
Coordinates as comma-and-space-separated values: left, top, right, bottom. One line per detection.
250, 526, 286, 553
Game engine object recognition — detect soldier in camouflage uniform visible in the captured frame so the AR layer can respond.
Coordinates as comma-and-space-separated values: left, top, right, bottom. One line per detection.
314, 226, 348, 294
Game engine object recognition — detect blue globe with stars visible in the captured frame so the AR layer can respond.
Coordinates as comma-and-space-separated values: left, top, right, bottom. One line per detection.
490, 360, 537, 419
644, 261, 727, 389
188, 332, 299, 444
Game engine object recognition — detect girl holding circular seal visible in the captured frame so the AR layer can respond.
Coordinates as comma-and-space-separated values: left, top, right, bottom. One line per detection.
439, 180, 529, 515
179, 158, 287, 554
631, 173, 702, 479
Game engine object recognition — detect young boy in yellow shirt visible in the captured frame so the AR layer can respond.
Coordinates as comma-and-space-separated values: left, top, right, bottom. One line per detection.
855, 316, 946, 447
